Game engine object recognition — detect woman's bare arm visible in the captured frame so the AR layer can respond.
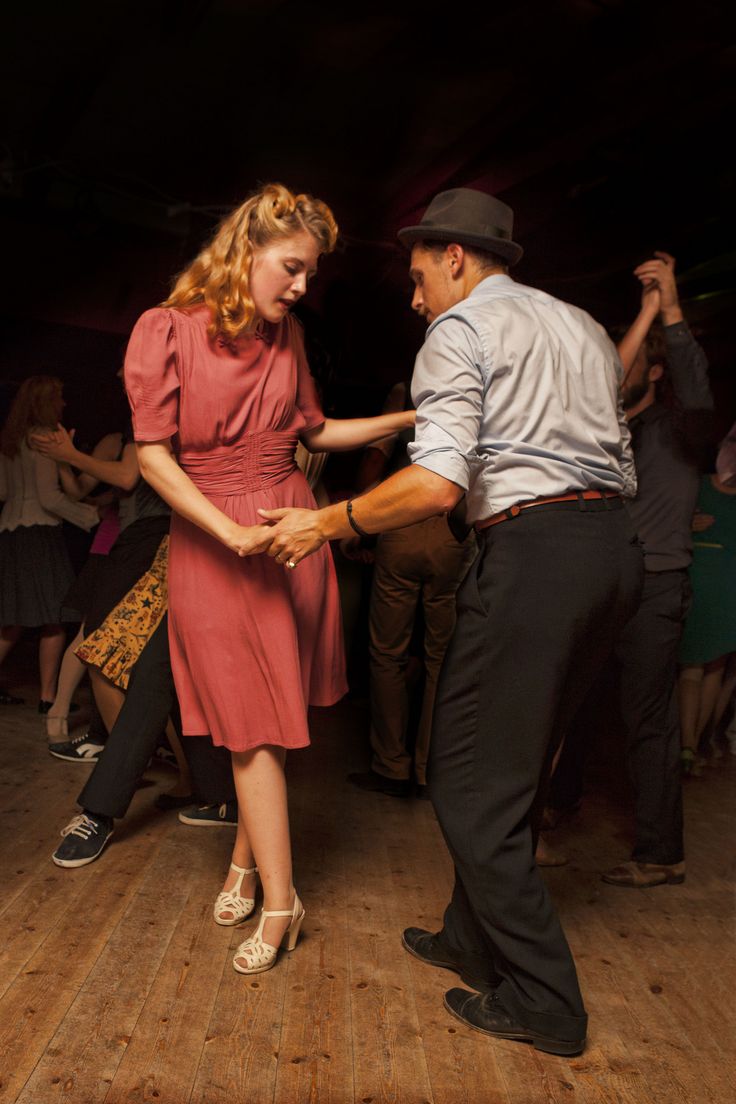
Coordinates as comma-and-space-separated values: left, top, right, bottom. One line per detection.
300, 410, 415, 454
136, 440, 273, 557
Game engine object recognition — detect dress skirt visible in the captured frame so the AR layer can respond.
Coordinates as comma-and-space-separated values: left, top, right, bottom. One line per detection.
168, 467, 346, 750
0, 524, 77, 626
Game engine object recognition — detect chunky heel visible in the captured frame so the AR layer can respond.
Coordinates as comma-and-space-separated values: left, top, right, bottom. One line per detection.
233, 892, 304, 974
284, 908, 304, 951
213, 863, 258, 926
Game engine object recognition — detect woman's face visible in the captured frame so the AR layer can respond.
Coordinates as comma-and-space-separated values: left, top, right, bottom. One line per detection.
249, 229, 321, 324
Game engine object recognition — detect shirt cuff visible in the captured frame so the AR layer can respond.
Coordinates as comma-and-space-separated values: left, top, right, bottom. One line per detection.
411, 451, 470, 492
663, 320, 691, 343
132, 422, 179, 442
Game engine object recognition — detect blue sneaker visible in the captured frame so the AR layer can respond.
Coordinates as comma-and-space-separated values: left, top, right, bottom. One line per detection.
52, 813, 114, 867
178, 801, 238, 827
49, 733, 105, 763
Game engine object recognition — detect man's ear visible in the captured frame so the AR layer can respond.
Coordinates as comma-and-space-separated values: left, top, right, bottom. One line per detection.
446, 242, 465, 276
648, 363, 665, 383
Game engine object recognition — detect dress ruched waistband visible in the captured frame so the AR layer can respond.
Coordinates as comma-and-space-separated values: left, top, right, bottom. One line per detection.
180, 432, 299, 495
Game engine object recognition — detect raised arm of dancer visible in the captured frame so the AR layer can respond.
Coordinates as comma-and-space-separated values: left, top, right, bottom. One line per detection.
136, 440, 272, 557
616, 280, 661, 375
30, 426, 139, 492
300, 409, 415, 453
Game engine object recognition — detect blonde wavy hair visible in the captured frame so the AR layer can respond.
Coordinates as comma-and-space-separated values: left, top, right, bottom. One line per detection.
163, 183, 338, 341
1, 375, 63, 458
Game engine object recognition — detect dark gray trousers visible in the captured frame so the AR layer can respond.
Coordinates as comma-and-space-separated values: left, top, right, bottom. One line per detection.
428, 500, 644, 1043
617, 570, 688, 864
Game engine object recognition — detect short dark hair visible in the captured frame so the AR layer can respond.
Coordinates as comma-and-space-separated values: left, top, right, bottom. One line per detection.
419, 239, 509, 274
609, 321, 668, 373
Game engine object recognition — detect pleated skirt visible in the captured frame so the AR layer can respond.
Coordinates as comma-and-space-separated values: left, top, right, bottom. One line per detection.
0, 524, 77, 627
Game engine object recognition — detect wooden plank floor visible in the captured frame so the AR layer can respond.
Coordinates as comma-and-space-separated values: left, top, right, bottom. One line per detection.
0, 667, 734, 1104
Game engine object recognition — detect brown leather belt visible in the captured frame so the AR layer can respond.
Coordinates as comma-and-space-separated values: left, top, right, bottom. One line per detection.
475, 489, 621, 532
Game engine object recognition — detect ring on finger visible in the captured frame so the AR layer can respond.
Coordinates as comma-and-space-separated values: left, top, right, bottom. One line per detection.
286, 559, 297, 569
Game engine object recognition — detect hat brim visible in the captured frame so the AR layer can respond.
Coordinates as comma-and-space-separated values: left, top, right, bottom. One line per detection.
397, 224, 523, 266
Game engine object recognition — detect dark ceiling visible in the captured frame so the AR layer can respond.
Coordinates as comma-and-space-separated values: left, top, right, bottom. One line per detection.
2, 0, 735, 428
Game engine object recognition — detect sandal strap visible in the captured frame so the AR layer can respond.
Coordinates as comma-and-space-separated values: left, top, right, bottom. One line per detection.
217, 891, 255, 908
229, 863, 257, 875
261, 907, 294, 917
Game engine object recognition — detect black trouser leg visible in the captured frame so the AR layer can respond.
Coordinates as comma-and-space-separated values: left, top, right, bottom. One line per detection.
78, 616, 174, 819
180, 737, 235, 804
615, 570, 688, 865
429, 503, 643, 1042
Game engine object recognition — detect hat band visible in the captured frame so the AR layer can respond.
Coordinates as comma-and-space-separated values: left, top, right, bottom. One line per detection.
421, 221, 511, 242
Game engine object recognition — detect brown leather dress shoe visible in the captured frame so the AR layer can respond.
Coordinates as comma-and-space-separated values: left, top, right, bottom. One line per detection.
347, 770, 411, 798
601, 860, 685, 887
535, 835, 569, 867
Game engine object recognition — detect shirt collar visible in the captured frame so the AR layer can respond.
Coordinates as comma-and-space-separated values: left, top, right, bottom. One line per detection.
467, 273, 516, 300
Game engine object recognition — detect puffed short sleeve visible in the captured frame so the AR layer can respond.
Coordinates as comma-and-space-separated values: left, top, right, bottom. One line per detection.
124, 308, 179, 441
291, 316, 325, 431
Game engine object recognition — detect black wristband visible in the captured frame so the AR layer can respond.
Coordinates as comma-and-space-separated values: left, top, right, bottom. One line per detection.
346, 500, 370, 539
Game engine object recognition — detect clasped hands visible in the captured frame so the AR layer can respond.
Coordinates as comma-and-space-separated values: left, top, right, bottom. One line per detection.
634, 250, 680, 321
227, 506, 328, 568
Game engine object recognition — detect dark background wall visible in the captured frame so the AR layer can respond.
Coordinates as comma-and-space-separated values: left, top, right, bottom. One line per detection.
2, 0, 735, 445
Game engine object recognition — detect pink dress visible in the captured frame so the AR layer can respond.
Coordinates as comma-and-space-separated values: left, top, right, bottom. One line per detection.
124, 305, 347, 751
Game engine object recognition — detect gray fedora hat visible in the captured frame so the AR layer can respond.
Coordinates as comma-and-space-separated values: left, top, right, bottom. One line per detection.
397, 187, 523, 266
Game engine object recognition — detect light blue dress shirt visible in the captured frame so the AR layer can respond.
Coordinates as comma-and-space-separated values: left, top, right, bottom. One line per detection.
408, 274, 636, 523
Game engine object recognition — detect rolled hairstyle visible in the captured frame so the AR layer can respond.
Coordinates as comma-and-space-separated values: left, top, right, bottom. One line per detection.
1, 375, 63, 458
163, 183, 339, 341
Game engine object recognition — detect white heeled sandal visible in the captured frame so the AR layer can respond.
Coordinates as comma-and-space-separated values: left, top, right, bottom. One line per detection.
213, 863, 258, 926
232, 893, 305, 975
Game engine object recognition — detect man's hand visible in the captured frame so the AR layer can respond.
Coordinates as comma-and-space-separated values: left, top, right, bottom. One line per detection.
29, 423, 78, 463
258, 506, 328, 566
225, 523, 276, 558
339, 535, 375, 564
633, 252, 683, 325
691, 512, 715, 533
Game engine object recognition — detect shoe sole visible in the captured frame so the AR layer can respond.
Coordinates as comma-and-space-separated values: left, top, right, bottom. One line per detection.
178, 814, 238, 826
601, 874, 685, 888
52, 830, 114, 868
401, 933, 493, 994
443, 995, 585, 1057
48, 751, 101, 763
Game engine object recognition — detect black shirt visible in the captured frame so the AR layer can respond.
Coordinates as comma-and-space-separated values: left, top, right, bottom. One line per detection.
625, 322, 713, 572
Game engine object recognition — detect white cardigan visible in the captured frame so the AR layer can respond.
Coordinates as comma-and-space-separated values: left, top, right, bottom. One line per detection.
0, 441, 98, 532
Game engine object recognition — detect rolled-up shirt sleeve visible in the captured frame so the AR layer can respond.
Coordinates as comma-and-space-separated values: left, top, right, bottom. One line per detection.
408, 315, 485, 491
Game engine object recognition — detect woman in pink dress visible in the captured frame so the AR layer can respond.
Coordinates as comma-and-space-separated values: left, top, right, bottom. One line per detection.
125, 184, 414, 975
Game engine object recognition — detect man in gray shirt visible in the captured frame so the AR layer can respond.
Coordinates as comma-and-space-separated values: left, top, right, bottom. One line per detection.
261, 188, 644, 1056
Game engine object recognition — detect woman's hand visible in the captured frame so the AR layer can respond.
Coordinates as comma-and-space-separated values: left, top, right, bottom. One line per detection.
257, 506, 328, 566
225, 522, 276, 558
29, 423, 78, 464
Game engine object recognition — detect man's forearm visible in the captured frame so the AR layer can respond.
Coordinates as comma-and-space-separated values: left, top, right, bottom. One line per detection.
317, 465, 463, 541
